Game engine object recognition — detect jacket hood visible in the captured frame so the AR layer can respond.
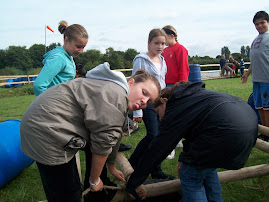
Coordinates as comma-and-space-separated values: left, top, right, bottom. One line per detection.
134, 52, 164, 61
134, 52, 149, 61
85, 62, 129, 95
43, 46, 71, 63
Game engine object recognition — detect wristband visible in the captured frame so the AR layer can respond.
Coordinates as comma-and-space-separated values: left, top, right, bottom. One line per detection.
89, 177, 101, 186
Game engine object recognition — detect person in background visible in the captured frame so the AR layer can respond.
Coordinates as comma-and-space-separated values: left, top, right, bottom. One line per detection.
129, 28, 175, 180
228, 54, 236, 76
126, 81, 258, 201
220, 55, 233, 77
238, 55, 245, 77
242, 11, 269, 137
162, 25, 189, 87
75, 63, 87, 78
34, 20, 88, 96
21, 63, 160, 202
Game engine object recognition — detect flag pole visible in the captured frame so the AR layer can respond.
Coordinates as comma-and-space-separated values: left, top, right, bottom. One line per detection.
45, 24, 47, 53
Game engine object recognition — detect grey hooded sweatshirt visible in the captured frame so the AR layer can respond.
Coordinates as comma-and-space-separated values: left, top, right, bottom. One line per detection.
21, 62, 129, 165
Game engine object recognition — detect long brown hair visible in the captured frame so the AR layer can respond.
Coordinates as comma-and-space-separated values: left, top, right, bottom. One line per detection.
129, 69, 161, 95
58, 20, 88, 42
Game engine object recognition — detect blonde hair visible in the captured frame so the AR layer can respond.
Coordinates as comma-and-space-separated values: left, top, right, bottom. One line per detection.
162, 25, 178, 42
58, 20, 88, 42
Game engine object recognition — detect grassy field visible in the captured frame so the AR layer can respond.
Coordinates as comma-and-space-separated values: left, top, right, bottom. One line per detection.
0, 77, 268, 202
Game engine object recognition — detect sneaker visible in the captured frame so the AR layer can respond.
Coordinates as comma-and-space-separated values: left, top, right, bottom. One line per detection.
151, 172, 176, 180
118, 143, 132, 152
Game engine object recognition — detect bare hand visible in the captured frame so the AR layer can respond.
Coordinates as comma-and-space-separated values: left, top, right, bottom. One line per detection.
134, 117, 143, 123
128, 187, 146, 200
107, 164, 126, 183
241, 74, 248, 83
136, 187, 146, 200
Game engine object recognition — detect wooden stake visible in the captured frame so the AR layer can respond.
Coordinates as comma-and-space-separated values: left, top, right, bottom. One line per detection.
258, 124, 269, 137
254, 138, 269, 153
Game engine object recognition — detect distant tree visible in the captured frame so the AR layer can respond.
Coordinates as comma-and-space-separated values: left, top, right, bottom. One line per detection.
0, 49, 6, 69
240, 46, 246, 56
47, 42, 61, 52
28, 44, 45, 68
75, 49, 103, 66
221, 46, 230, 59
5, 46, 33, 71
124, 48, 139, 62
246, 45, 250, 58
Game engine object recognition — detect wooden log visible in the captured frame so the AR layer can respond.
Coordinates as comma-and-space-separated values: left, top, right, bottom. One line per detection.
254, 138, 269, 153
110, 164, 269, 201
116, 152, 134, 179
218, 164, 269, 183
258, 124, 269, 137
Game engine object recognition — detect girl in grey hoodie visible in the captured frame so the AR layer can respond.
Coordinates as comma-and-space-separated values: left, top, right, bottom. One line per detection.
129, 29, 175, 180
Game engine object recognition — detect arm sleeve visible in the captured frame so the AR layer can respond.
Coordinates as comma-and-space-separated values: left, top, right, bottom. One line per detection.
33, 55, 65, 96
132, 58, 144, 118
126, 104, 187, 193
83, 87, 127, 163
176, 47, 189, 81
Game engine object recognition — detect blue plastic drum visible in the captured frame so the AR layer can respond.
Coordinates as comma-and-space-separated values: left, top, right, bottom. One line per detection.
5, 79, 13, 88
0, 120, 34, 188
188, 64, 201, 83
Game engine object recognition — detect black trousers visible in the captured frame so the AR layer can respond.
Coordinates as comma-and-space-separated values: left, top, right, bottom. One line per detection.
36, 157, 82, 202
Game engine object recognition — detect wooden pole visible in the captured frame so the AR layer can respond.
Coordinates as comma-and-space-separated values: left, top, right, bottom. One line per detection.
116, 152, 134, 179
218, 164, 269, 183
254, 138, 269, 153
258, 124, 269, 137
110, 162, 269, 201
27, 75, 30, 85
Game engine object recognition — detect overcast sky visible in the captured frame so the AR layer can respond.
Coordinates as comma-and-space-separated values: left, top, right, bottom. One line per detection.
1, 0, 268, 58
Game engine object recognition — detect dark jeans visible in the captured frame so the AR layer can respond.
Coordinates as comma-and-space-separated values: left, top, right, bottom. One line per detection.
129, 104, 162, 175
36, 157, 82, 202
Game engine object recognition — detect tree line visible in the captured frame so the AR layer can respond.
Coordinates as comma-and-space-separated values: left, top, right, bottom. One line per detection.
0, 43, 250, 75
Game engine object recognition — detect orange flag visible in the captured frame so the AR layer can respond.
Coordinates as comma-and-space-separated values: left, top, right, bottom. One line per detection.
46, 25, 54, 33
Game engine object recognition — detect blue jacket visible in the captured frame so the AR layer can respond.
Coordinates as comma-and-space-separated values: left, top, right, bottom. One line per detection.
33, 46, 76, 96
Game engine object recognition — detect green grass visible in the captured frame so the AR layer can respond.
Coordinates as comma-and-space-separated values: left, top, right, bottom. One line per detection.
0, 78, 269, 202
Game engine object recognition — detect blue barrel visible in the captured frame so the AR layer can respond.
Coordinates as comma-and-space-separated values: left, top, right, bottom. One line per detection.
30, 76, 36, 81
5, 79, 13, 88
188, 64, 201, 83
0, 120, 34, 188
247, 93, 262, 124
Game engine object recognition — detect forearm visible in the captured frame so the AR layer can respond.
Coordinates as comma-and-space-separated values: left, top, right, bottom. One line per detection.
90, 153, 108, 183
